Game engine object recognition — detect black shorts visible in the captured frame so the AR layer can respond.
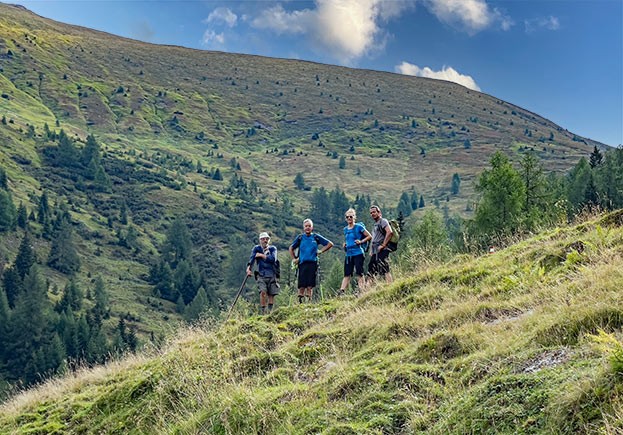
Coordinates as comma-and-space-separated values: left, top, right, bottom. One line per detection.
344, 254, 365, 277
298, 261, 317, 288
368, 249, 390, 276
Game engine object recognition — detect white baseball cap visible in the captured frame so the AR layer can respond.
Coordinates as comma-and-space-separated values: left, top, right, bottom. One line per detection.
259, 232, 270, 239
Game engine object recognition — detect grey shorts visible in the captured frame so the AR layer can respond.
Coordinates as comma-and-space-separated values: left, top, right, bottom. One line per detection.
257, 276, 280, 296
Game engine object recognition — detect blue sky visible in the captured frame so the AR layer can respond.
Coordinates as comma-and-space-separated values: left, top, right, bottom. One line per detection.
5, 0, 622, 146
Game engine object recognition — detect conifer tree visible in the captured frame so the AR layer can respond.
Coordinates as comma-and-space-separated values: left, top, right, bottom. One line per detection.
56, 280, 83, 313
2, 266, 21, 308
47, 221, 81, 274
474, 151, 525, 236
410, 191, 419, 210
14, 232, 35, 279
80, 134, 100, 167
589, 145, 604, 168
4, 266, 63, 384
58, 309, 78, 359
397, 192, 412, 218
451, 173, 461, 195
329, 187, 349, 224
56, 129, 79, 168
294, 172, 306, 190
0, 190, 16, 232
0, 166, 7, 190
86, 327, 109, 364
16, 202, 27, 229
174, 259, 200, 305
162, 218, 192, 267
93, 165, 112, 192
153, 260, 176, 301
37, 191, 51, 225
566, 157, 592, 214
520, 151, 551, 228
184, 286, 209, 321
0, 287, 9, 361
594, 147, 623, 210
119, 201, 128, 225
43, 123, 52, 141
310, 187, 329, 224
91, 276, 109, 321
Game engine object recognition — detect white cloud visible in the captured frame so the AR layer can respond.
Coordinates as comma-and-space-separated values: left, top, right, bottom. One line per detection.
251, 0, 415, 64
249, 0, 511, 63
202, 30, 225, 46
395, 61, 481, 91
525, 16, 560, 33
425, 0, 492, 32
424, 0, 513, 33
251, 4, 313, 34
206, 7, 238, 28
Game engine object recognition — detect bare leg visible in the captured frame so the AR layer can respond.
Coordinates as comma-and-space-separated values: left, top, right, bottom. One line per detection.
305, 287, 313, 302
339, 276, 351, 294
356, 274, 366, 291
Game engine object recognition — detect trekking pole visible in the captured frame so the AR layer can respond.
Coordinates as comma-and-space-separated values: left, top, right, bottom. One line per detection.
225, 274, 250, 322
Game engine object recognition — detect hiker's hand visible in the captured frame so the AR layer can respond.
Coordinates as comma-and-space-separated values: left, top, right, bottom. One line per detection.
246, 268, 252, 277
355, 239, 360, 245
293, 258, 299, 265
255, 252, 266, 259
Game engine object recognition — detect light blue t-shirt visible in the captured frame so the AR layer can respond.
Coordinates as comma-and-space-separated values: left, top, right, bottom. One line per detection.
344, 223, 366, 257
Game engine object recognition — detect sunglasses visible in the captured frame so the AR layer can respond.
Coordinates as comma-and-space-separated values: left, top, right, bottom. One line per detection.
345, 215, 354, 219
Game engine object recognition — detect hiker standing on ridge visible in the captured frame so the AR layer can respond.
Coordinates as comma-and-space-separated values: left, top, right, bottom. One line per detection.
368, 205, 393, 283
289, 219, 333, 303
339, 208, 371, 295
246, 232, 279, 314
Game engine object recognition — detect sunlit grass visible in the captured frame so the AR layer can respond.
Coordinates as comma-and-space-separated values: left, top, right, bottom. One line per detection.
2, 211, 622, 433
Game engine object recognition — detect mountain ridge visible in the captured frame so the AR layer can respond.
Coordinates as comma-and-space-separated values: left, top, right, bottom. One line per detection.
0, 2, 608, 378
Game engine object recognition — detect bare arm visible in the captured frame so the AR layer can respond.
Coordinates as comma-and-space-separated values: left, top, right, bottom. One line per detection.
380, 223, 392, 251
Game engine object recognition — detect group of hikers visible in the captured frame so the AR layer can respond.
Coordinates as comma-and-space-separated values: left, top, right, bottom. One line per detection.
246, 205, 395, 314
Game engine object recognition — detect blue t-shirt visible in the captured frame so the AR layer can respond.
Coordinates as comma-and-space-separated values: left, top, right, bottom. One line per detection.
344, 223, 367, 257
291, 233, 331, 263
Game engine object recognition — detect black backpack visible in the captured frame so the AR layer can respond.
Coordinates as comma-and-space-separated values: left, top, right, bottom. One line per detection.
273, 257, 280, 280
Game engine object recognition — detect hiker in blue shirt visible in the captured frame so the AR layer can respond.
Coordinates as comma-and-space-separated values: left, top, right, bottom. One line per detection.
246, 232, 279, 314
289, 219, 333, 303
339, 208, 372, 295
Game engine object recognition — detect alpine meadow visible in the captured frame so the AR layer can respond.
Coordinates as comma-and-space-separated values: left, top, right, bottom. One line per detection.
0, 3, 622, 433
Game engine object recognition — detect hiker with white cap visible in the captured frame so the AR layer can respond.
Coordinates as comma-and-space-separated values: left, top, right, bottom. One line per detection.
246, 231, 279, 314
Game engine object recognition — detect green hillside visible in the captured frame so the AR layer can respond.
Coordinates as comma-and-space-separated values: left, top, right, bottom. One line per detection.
1, 210, 622, 434
0, 2, 613, 394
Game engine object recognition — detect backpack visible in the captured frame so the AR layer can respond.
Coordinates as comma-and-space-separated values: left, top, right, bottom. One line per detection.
381, 219, 401, 251
273, 257, 281, 280
388, 219, 401, 244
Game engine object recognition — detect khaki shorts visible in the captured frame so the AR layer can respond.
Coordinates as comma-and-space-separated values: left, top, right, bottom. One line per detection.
258, 276, 280, 296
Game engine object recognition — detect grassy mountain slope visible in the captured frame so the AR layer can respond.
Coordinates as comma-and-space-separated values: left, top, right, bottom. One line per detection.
1, 210, 622, 434
0, 3, 600, 337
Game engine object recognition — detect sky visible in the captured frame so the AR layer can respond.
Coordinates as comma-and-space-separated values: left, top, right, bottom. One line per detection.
4, 0, 622, 147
